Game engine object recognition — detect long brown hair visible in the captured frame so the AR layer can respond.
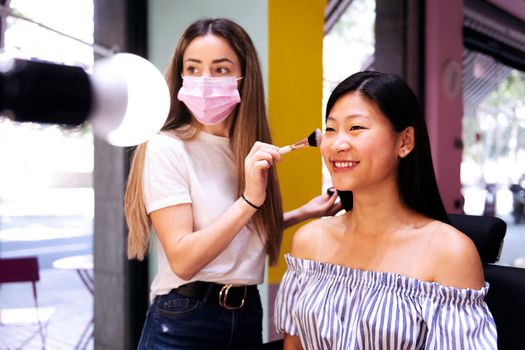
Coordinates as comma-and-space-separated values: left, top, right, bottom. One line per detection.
125, 18, 284, 265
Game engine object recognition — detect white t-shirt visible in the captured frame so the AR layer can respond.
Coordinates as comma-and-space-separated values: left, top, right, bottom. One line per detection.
143, 130, 266, 301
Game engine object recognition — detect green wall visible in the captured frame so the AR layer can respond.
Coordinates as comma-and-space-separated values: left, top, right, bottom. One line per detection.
149, 0, 268, 93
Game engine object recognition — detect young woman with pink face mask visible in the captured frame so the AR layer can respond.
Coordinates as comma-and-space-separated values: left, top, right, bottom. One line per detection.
124, 18, 341, 349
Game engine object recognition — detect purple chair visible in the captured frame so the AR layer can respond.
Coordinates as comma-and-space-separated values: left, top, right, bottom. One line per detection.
0, 256, 55, 349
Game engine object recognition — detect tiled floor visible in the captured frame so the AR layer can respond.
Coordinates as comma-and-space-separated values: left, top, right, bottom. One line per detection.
0, 268, 93, 350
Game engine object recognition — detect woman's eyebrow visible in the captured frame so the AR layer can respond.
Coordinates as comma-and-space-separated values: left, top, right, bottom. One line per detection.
184, 58, 234, 64
212, 58, 234, 64
185, 58, 202, 63
327, 114, 368, 122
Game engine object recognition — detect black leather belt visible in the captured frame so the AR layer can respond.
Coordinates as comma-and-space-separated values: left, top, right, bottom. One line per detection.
172, 281, 257, 310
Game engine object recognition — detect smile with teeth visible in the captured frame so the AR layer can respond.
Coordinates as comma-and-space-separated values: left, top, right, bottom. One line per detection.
333, 161, 359, 169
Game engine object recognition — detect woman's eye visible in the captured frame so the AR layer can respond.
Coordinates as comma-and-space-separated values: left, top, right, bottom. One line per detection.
185, 66, 198, 75
349, 125, 364, 131
325, 127, 335, 133
216, 67, 229, 74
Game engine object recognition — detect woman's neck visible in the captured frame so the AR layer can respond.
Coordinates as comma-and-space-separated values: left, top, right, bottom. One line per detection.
199, 114, 233, 137
200, 124, 229, 137
342, 187, 423, 236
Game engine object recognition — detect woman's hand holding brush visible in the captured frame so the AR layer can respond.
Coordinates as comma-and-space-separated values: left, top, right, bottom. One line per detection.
243, 129, 322, 209
244, 141, 282, 208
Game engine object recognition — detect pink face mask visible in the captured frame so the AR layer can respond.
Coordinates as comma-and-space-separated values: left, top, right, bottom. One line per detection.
177, 76, 242, 125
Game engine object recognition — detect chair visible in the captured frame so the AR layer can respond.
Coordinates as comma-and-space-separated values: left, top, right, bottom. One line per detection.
0, 256, 55, 349
449, 214, 525, 350
448, 214, 506, 264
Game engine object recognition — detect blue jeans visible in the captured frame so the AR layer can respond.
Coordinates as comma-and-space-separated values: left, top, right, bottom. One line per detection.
137, 285, 263, 349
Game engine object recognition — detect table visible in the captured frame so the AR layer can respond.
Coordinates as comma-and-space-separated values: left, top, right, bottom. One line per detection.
52, 254, 93, 350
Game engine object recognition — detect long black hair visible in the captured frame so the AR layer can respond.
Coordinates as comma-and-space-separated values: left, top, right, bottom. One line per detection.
327, 71, 449, 223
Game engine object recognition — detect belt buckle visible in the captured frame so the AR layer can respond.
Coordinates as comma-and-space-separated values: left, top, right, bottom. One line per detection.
219, 284, 247, 310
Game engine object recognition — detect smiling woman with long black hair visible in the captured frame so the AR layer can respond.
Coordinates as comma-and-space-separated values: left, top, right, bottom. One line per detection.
275, 71, 497, 350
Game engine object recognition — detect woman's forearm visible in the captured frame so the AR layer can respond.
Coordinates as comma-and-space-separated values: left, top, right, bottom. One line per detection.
283, 207, 308, 229
153, 197, 258, 280
283, 334, 303, 350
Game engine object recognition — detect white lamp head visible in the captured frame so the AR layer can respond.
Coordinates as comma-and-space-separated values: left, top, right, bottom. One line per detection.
90, 53, 170, 146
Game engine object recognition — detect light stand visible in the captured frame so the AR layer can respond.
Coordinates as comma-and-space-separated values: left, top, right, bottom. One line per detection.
0, 53, 170, 147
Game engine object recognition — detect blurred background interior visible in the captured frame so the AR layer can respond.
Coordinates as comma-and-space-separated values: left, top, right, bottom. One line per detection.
0, 0, 524, 349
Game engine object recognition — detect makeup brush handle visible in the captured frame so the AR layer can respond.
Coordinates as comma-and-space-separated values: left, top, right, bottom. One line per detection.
278, 145, 292, 154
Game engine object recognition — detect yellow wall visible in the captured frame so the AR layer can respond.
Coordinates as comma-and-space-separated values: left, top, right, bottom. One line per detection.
268, 0, 327, 283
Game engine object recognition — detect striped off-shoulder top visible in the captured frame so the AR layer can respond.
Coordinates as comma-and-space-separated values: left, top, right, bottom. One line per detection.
275, 254, 497, 350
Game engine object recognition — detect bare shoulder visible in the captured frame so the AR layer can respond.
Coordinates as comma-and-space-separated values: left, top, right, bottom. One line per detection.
427, 221, 484, 289
290, 216, 338, 260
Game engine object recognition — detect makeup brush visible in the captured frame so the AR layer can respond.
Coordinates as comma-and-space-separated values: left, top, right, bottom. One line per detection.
278, 128, 322, 155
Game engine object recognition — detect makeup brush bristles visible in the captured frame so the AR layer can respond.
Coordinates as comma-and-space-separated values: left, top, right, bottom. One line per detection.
307, 128, 322, 147
278, 128, 322, 155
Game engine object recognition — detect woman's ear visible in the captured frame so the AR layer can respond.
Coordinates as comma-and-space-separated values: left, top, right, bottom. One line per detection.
398, 127, 415, 158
